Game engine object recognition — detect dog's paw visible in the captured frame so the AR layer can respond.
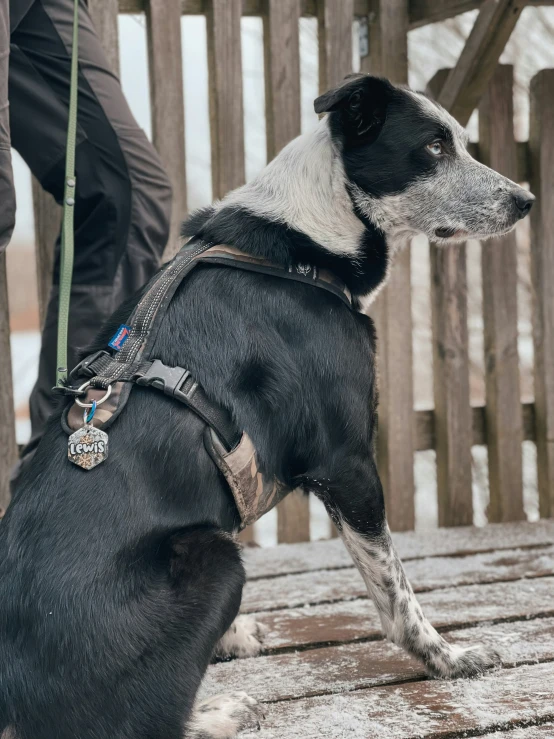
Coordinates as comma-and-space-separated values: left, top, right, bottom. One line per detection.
214, 615, 268, 660
188, 692, 264, 738
429, 644, 502, 680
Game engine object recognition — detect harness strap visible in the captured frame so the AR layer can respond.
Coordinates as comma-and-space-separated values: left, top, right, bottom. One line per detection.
63, 240, 353, 451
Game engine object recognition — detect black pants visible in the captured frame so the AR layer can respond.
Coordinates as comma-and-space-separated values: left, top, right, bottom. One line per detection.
6, 0, 172, 447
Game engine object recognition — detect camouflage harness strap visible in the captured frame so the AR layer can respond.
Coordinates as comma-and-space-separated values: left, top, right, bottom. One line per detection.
61, 239, 353, 527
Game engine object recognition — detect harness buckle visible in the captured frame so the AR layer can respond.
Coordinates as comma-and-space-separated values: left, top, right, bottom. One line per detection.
135, 359, 191, 398
69, 350, 110, 381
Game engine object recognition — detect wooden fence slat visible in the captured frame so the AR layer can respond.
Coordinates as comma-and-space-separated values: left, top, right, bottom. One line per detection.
88, 0, 120, 74
146, 0, 187, 257
317, 0, 354, 92
427, 69, 472, 528
363, 1, 414, 531
31, 182, 60, 328
479, 65, 524, 523
430, 242, 473, 525
0, 253, 17, 515
206, 0, 245, 200
262, 0, 309, 543
263, 0, 301, 161
529, 69, 554, 519
437, 0, 525, 127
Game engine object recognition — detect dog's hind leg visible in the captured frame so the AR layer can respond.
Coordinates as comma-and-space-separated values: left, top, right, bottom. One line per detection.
187, 692, 264, 738
317, 461, 501, 679
213, 615, 267, 661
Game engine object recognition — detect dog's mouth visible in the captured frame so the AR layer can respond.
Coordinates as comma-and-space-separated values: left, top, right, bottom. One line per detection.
434, 227, 467, 239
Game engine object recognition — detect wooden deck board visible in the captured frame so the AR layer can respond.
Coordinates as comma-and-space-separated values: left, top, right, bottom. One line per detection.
240, 662, 554, 738
206, 522, 554, 738
243, 520, 554, 579
242, 544, 554, 612
203, 617, 554, 703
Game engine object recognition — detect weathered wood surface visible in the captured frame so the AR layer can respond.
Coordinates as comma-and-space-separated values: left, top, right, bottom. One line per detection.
0, 253, 17, 514
426, 69, 472, 527
205, 525, 554, 738
480, 726, 554, 738
146, 0, 187, 257
363, 0, 415, 532
206, 0, 245, 200
431, 238, 472, 526
529, 69, 554, 519
415, 400, 536, 453
242, 544, 554, 612
117, 0, 554, 25
244, 519, 554, 579
241, 662, 554, 738
253, 575, 554, 650
479, 65, 524, 523
204, 617, 554, 702
317, 0, 354, 92
438, 0, 525, 127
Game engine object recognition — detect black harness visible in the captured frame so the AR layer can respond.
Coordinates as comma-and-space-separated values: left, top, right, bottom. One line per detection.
60, 239, 353, 524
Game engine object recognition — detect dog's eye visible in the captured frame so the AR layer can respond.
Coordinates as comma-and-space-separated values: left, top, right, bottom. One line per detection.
426, 141, 444, 157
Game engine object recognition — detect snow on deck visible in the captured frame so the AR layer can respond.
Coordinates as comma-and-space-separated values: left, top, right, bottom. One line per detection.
203, 520, 554, 738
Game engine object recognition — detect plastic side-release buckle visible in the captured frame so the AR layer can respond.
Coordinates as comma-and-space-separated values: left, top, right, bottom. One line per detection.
135, 359, 191, 398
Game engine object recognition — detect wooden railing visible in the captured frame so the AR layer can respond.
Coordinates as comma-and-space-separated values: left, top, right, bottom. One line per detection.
1, 1, 553, 545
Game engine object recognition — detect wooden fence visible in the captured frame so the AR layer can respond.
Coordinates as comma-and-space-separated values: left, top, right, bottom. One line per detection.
1, 0, 553, 545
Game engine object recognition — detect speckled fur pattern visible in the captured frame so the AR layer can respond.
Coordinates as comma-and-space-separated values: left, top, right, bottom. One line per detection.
340, 520, 502, 678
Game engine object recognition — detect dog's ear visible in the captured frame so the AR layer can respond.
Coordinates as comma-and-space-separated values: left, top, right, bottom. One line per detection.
314, 74, 392, 140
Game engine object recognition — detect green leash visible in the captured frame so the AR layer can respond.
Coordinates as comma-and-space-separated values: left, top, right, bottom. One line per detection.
56, 0, 80, 386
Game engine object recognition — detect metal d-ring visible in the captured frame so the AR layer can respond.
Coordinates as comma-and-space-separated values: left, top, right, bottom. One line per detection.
74, 381, 112, 408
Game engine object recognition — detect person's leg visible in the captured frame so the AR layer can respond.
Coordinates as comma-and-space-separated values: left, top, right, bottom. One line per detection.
0, 0, 15, 252
9, 0, 172, 446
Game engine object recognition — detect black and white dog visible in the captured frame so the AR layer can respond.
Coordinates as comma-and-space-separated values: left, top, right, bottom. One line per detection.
0, 75, 534, 739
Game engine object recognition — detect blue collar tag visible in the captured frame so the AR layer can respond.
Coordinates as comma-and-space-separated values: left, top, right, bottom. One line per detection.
108, 324, 132, 352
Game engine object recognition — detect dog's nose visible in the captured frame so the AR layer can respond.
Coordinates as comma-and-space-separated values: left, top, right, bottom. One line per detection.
513, 190, 535, 218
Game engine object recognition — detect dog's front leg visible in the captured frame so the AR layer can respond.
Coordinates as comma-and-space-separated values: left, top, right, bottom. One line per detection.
316, 462, 501, 679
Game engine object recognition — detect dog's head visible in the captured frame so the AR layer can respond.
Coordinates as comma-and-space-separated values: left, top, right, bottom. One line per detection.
315, 74, 534, 243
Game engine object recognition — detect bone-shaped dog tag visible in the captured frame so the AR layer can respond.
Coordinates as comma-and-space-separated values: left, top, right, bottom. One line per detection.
68, 425, 109, 470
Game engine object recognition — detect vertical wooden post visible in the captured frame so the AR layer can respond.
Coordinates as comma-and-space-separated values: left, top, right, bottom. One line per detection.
363, 1, 415, 531
318, 0, 354, 92
0, 254, 17, 514
529, 69, 554, 519
479, 65, 524, 522
431, 242, 473, 526
427, 69, 473, 527
263, 0, 309, 543
206, 0, 245, 200
146, 0, 187, 258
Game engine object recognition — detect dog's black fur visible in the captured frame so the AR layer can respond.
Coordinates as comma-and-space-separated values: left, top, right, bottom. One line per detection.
0, 75, 533, 738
